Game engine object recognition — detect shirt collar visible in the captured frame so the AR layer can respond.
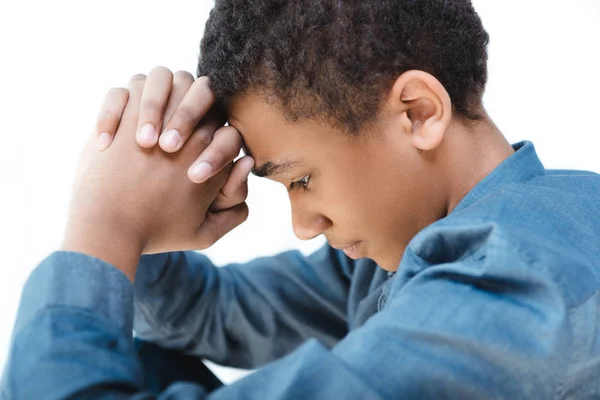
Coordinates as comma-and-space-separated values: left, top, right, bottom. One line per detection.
451, 140, 546, 214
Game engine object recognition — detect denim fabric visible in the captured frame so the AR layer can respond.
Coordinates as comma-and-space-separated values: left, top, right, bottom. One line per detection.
2, 141, 599, 399
134, 339, 223, 393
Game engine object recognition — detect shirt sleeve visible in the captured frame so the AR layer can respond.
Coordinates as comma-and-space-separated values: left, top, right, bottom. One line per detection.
133, 246, 354, 369
2, 237, 570, 399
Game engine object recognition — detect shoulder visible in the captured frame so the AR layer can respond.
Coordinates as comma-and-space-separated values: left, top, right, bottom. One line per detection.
404, 172, 600, 307
435, 170, 600, 246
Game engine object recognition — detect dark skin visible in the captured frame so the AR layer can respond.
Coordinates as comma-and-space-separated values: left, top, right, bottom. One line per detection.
228, 70, 515, 270
66, 68, 514, 280
62, 69, 253, 281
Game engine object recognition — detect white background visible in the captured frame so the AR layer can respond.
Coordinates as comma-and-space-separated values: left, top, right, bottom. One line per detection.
0, 0, 598, 384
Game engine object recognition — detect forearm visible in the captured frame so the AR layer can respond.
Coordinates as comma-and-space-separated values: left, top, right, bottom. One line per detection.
133, 246, 351, 369
1, 252, 146, 399
0, 251, 377, 400
133, 250, 305, 369
3, 246, 568, 399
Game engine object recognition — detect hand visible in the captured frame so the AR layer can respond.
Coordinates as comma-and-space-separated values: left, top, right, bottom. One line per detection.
94, 66, 254, 241
96, 67, 252, 206
62, 72, 250, 282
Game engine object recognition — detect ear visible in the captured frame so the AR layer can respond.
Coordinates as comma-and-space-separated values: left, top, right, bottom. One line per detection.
386, 70, 452, 151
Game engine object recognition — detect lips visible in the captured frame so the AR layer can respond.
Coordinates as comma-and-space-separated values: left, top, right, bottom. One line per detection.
329, 240, 363, 259
342, 242, 360, 252
330, 241, 360, 251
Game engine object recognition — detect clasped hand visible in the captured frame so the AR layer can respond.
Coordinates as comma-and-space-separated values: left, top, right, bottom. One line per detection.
61, 67, 254, 281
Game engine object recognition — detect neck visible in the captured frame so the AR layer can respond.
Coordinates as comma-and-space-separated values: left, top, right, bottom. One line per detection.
442, 113, 515, 215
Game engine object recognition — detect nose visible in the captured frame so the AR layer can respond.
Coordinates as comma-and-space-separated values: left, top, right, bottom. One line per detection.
291, 208, 332, 241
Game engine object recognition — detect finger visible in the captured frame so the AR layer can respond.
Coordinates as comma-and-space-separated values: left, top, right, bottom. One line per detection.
188, 126, 244, 184
127, 73, 146, 104
178, 106, 225, 162
95, 87, 129, 151
136, 67, 173, 148
110, 74, 145, 147
209, 156, 254, 212
163, 71, 195, 123
159, 76, 217, 153
196, 202, 249, 249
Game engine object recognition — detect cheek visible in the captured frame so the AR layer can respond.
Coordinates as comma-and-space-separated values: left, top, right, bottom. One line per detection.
335, 160, 417, 232
319, 167, 390, 230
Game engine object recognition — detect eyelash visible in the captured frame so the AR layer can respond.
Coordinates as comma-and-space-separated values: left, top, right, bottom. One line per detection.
288, 175, 311, 192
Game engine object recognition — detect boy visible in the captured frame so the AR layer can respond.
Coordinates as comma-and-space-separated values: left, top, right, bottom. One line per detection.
2, 0, 599, 399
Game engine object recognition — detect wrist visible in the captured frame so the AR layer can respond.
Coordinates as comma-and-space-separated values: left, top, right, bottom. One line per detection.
61, 213, 145, 282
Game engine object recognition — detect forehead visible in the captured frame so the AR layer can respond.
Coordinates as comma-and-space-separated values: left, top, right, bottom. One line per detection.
228, 94, 336, 163
227, 93, 379, 180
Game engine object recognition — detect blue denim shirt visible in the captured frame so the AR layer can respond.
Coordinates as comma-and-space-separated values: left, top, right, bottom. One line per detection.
2, 141, 600, 399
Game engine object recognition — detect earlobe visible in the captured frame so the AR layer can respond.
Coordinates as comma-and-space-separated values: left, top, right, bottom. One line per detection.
388, 70, 452, 151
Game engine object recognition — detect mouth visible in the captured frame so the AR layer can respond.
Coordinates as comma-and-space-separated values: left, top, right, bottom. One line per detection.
331, 241, 363, 259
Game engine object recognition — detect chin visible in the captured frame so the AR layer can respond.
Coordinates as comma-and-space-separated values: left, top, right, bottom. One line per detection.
379, 263, 399, 272
375, 253, 404, 272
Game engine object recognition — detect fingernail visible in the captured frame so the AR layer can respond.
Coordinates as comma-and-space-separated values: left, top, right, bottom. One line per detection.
160, 129, 182, 151
98, 132, 112, 150
190, 162, 212, 183
138, 123, 156, 144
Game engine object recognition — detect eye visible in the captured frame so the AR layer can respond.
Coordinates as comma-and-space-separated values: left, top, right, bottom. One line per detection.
288, 174, 311, 192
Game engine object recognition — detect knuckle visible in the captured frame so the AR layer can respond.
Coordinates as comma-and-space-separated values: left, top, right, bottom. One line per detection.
218, 126, 243, 146
194, 130, 213, 149
215, 125, 236, 137
174, 70, 194, 83
176, 104, 198, 124
219, 189, 232, 202
197, 75, 210, 89
129, 73, 147, 82
213, 165, 231, 188
210, 148, 227, 164
107, 87, 128, 98
229, 184, 248, 204
195, 76, 216, 100
140, 99, 161, 116
222, 125, 240, 135
150, 66, 172, 76
210, 199, 225, 213
97, 110, 119, 124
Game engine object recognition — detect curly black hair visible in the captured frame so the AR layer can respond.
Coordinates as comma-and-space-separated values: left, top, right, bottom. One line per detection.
198, 0, 490, 134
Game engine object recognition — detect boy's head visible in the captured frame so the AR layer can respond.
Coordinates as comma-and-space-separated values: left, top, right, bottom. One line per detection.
198, 0, 495, 270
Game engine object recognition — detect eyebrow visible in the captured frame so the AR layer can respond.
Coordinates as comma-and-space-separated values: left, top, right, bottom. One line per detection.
252, 159, 301, 178
241, 144, 302, 178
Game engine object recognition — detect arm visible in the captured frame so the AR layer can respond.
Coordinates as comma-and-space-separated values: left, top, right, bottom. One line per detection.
2, 237, 570, 399
133, 244, 354, 369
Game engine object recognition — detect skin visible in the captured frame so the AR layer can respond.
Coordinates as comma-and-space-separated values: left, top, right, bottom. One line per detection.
68, 67, 515, 281
63, 69, 253, 281
228, 71, 515, 270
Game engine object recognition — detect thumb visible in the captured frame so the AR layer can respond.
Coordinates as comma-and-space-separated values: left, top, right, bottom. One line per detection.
195, 202, 249, 248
